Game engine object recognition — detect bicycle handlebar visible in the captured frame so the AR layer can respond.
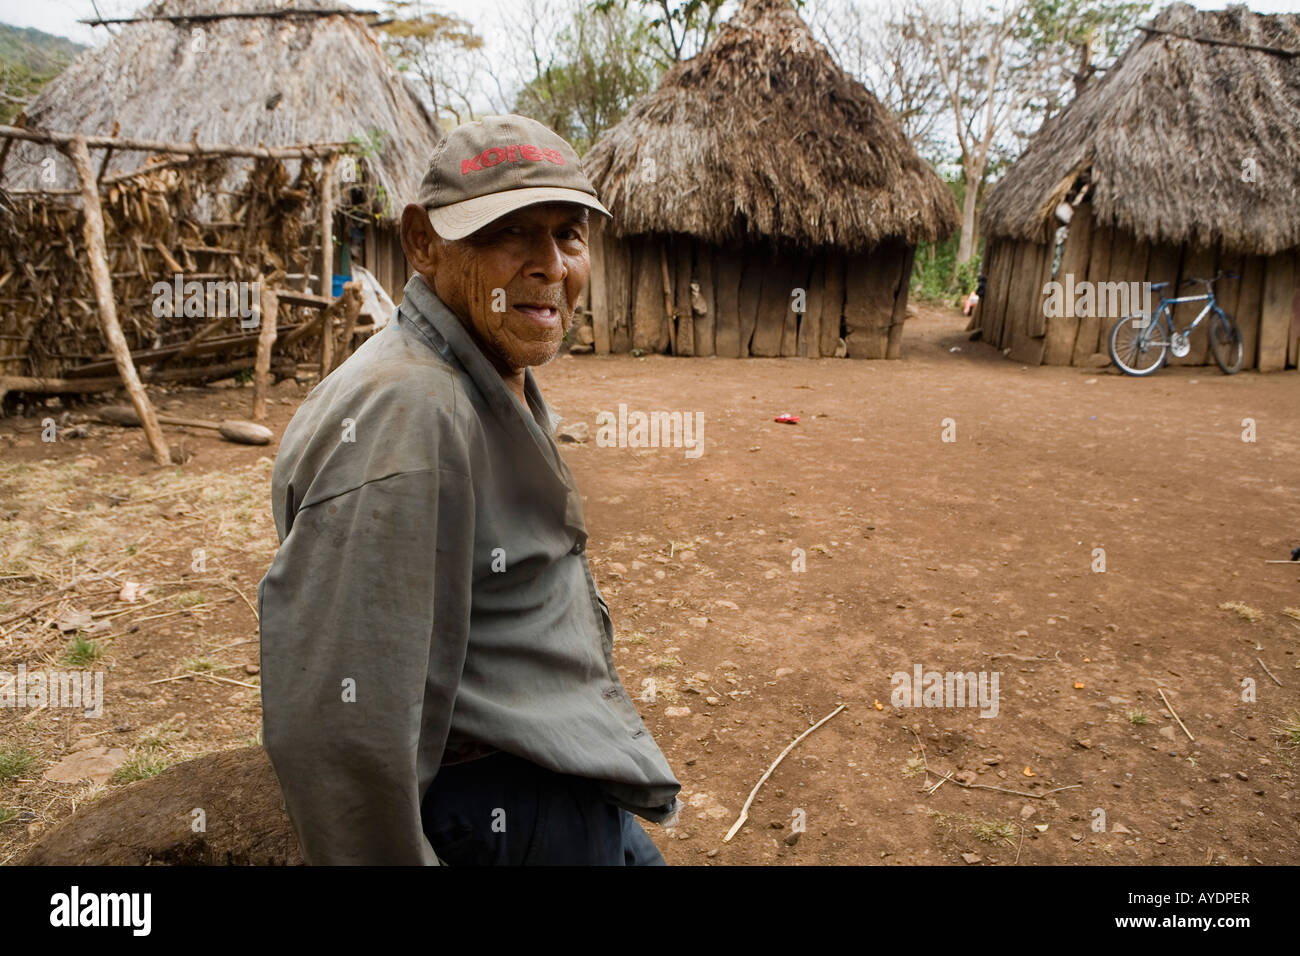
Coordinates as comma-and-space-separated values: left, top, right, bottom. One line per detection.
1180, 270, 1238, 289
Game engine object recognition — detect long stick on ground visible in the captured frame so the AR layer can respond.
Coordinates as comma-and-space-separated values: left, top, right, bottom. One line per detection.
724, 703, 846, 842
1158, 687, 1194, 741
1256, 657, 1283, 687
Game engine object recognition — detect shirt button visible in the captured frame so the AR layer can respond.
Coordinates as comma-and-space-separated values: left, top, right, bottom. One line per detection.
571, 539, 585, 555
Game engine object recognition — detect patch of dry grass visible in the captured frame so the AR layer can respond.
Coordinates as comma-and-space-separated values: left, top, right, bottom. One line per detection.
1218, 601, 1263, 623
0, 454, 276, 864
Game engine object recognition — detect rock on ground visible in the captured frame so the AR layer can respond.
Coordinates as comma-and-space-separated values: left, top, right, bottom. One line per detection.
21, 747, 303, 866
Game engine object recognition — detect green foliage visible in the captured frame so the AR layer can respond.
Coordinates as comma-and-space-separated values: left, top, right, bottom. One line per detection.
377, 2, 484, 128
1013, 0, 1148, 130
0, 746, 35, 781
345, 129, 389, 160
61, 634, 104, 667
912, 176, 982, 303
0, 24, 84, 125
111, 751, 170, 784
595, 0, 733, 67
515, 2, 663, 154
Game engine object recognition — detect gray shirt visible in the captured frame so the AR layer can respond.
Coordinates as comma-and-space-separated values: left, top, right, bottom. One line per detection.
257, 273, 681, 865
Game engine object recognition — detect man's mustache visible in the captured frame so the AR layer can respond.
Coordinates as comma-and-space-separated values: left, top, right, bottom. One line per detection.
508, 290, 570, 312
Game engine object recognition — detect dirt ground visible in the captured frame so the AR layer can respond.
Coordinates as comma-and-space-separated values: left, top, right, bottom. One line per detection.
2, 302, 1298, 866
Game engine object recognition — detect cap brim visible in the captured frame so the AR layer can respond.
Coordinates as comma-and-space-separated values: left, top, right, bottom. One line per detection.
427, 186, 612, 241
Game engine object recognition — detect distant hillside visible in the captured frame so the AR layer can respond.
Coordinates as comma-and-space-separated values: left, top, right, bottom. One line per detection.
0, 23, 85, 125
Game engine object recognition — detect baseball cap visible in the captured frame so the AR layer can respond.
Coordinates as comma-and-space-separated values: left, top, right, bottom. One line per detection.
418, 115, 611, 240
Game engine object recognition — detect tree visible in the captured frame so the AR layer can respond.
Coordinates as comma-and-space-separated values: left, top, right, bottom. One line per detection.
509, 0, 662, 153
903, 0, 1022, 268
377, 1, 485, 128
899, 0, 1144, 268
1013, 0, 1147, 134
597, 0, 732, 67
807, 0, 947, 163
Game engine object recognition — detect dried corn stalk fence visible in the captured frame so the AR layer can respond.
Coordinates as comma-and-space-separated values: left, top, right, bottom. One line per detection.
0, 125, 374, 463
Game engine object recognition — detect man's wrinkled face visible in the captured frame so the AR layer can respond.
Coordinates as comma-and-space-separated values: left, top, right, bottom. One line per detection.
418, 203, 591, 372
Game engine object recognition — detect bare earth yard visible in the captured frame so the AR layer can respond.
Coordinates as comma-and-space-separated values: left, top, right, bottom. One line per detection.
2, 303, 1298, 866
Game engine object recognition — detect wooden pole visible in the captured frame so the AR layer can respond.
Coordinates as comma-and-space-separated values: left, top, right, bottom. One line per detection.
329, 280, 363, 374
65, 134, 170, 465
1, 358, 266, 395
317, 155, 338, 380
252, 274, 279, 422
0, 124, 350, 161
659, 242, 677, 355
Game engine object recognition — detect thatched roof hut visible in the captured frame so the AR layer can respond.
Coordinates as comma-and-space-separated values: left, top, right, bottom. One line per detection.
975, 3, 1300, 372
582, 0, 957, 358
4, 0, 442, 296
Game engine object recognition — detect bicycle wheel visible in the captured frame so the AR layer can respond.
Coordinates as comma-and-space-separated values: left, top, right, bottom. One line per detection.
1209, 310, 1243, 374
1109, 312, 1168, 376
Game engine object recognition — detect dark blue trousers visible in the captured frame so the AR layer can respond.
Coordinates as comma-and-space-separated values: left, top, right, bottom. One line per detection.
421, 751, 667, 866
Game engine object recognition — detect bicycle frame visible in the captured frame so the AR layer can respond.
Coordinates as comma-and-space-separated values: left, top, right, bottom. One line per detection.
1133, 291, 1217, 346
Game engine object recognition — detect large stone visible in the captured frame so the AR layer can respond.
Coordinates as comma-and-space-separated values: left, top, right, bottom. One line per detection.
23, 747, 303, 866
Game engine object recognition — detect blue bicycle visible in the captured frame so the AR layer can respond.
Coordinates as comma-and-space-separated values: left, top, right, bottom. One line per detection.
1108, 271, 1242, 376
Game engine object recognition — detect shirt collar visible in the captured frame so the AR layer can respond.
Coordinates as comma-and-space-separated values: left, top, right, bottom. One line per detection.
396, 273, 587, 540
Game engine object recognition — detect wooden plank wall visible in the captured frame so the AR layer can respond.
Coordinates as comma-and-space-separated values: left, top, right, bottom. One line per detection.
585, 236, 913, 358
1259, 249, 1296, 372
1041, 205, 1093, 364
362, 224, 410, 303
1291, 249, 1300, 369
976, 239, 1013, 349
1006, 239, 1054, 365
694, 247, 716, 356
844, 242, 905, 359
981, 210, 1299, 371
1168, 245, 1215, 366
589, 223, 610, 354
886, 247, 916, 359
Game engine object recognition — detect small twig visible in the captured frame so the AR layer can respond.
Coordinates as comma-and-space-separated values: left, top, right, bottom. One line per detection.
220, 580, 259, 622
1230, 730, 1250, 742
129, 599, 231, 624
906, 727, 945, 794
990, 653, 1054, 662
207, 637, 257, 653
195, 673, 260, 689
1256, 657, 1283, 687
22, 702, 47, 721
1158, 687, 1194, 742
1014, 824, 1025, 865
148, 671, 258, 689
1263, 560, 1299, 564
724, 704, 846, 842
920, 766, 1082, 800
89, 595, 171, 619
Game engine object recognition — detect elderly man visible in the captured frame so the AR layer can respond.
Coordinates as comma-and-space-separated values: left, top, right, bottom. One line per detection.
257, 115, 681, 865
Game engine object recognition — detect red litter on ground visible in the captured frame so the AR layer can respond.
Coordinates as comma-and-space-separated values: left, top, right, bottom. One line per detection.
774, 414, 800, 424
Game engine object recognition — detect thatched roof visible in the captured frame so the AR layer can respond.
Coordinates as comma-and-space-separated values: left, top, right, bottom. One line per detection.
982, 3, 1300, 256
1, 0, 441, 224
583, 0, 957, 252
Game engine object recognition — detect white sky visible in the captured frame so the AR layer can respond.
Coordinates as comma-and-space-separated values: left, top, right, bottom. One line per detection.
4, 0, 1299, 47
